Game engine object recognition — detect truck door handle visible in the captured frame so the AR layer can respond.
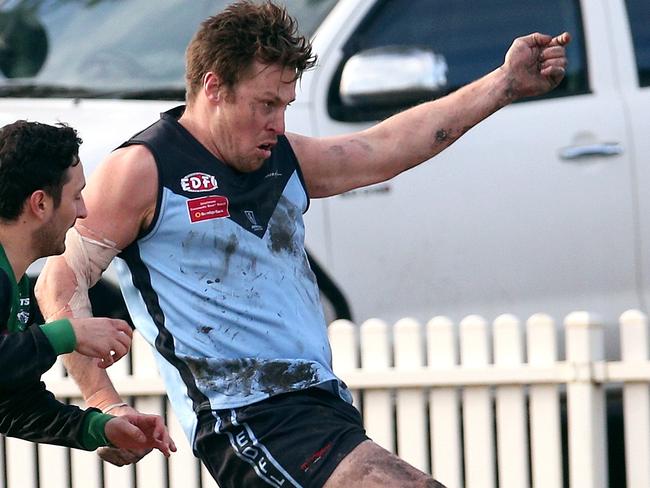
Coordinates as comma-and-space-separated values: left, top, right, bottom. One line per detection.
559, 142, 624, 161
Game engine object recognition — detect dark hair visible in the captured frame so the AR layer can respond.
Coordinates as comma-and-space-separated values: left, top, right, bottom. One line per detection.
0, 120, 82, 221
185, 0, 316, 102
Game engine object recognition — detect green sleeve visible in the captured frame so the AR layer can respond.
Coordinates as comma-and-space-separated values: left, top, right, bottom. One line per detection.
81, 410, 114, 450
39, 319, 76, 355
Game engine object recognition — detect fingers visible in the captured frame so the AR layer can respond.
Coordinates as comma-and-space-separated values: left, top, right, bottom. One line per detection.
113, 319, 133, 339
549, 31, 571, 47
102, 410, 175, 459
539, 46, 566, 62
540, 55, 567, 73
97, 340, 127, 369
106, 417, 146, 445
525, 31, 570, 48
152, 419, 177, 457
538, 34, 569, 87
126, 414, 177, 457
98, 446, 149, 466
540, 65, 566, 87
72, 316, 132, 367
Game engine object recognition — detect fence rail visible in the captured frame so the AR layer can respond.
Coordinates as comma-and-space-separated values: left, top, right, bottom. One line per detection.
3, 310, 650, 488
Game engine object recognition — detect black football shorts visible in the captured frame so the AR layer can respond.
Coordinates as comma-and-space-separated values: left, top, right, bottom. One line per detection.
194, 387, 369, 488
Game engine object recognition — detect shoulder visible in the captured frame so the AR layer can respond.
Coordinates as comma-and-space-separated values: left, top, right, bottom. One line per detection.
81, 145, 159, 246
285, 132, 312, 162
88, 145, 158, 196
105, 144, 157, 176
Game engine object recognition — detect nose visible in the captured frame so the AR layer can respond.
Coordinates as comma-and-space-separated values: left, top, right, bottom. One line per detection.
77, 196, 88, 220
268, 109, 285, 135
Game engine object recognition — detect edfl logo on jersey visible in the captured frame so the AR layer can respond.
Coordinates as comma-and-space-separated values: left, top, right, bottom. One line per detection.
181, 172, 218, 192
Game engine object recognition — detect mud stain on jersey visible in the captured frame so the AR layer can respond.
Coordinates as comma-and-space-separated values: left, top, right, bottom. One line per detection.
183, 357, 320, 397
267, 197, 299, 255
220, 234, 239, 275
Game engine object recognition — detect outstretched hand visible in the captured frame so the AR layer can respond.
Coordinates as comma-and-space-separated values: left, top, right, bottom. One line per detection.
104, 413, 176, 457
502, 32, 571, 100
98, 404, 175, 466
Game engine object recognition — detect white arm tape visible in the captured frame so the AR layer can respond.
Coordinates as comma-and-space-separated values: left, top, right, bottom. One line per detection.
62, 227, 121, 317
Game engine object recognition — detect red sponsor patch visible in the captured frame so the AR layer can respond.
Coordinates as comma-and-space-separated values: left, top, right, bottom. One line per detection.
187, 195, 230, 223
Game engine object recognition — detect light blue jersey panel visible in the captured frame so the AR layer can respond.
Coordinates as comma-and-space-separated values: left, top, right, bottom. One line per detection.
118, 168, 351, 443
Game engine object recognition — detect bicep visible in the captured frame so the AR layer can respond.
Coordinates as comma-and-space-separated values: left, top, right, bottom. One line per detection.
288, 131, 389, 198
80, 146, 158, 249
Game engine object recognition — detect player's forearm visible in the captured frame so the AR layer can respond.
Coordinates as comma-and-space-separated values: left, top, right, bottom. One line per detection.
35, 254, 84, 321
372, 67, 513, 176
63, 352, 124, 410
0, 381, 111, 450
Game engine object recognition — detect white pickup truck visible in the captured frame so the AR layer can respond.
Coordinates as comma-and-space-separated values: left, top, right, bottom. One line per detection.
0, 0, 648, 357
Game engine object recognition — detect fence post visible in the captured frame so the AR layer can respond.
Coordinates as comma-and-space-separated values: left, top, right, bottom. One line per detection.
565, 311, 607, 488
427, 316, 462, 488
620, 310, 650, 488
360, 319, 394, 452
329, 319, 361, 408
493, 314, 529, 488
460, 315, 495, 488
527, 313, 562, 488
39, 361, 70, 488
394, 318, 427, 472
100, 349, 134, 488
131, 332, 166, 488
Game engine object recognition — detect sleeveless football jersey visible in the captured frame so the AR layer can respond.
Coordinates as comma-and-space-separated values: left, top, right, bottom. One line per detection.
115, 106, 351, 443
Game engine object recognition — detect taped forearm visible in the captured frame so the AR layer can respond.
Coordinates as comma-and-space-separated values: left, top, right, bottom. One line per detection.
36, 226, 121, 320
63, 226, 121, 317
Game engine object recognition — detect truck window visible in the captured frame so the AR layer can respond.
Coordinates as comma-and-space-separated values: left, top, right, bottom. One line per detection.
329, 0, 588, 122
0, 0, 337, 99
625, 0, 650, 87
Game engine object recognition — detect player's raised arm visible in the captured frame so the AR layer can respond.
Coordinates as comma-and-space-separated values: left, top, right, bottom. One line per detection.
291, 32, 570, 199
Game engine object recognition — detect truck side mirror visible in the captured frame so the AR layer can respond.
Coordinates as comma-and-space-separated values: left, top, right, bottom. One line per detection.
339, 46, 448, 109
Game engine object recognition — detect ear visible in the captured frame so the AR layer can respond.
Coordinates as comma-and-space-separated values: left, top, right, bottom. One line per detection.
203, 72, 223, 104
27, 190, 52, 222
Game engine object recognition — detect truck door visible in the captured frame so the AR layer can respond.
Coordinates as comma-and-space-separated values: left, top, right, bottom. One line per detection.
615, 0, 650, 321
306, 0, 639, 352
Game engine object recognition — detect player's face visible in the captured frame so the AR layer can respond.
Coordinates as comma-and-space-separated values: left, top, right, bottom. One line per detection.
36, 161, 87, 257
213, 61, 296, 173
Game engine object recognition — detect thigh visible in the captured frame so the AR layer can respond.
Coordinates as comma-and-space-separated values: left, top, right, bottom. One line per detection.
323, 440, 448, 488
194, 388, 369, 488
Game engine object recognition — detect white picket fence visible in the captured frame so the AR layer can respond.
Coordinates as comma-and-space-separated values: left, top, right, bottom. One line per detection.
3, 310, 650, 488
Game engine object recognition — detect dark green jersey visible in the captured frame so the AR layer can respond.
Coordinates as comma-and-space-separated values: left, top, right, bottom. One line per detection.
0, 243, 112, 450
0, 244, 31, 332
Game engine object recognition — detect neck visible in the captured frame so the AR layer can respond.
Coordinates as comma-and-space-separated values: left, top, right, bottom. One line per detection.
0, 225, 36, 281
179, 102, 227, 163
